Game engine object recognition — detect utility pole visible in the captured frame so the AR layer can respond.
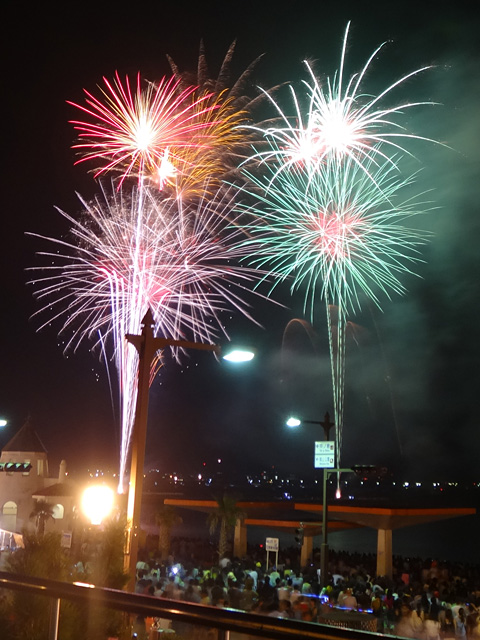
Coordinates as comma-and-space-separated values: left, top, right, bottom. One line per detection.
123, 309, 219, 589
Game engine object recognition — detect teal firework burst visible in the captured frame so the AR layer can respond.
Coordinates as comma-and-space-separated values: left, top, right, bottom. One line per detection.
237, 155, 431, 465
240, 156, 430, 318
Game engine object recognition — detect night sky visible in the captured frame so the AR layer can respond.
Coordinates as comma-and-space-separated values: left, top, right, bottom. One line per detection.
1, 2, 479, 482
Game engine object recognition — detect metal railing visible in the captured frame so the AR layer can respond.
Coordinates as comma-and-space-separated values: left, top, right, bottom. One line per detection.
0, 571, 383, 640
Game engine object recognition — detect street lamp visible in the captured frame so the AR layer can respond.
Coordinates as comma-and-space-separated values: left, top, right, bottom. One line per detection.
286, 412, 349, 588
222, 348, 255, 363
286, 417, 301, 428
124, 309, 254, 590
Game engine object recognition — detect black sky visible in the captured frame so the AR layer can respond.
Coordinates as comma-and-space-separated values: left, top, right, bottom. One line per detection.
1, 2, 479, 481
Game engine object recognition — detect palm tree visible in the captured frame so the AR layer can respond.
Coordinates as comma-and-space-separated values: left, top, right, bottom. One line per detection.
5, 531, 71, 639
29, 500, 55, 536
155, 506, 183, 561
207, 494, 245, 560
87, 517, 130, 590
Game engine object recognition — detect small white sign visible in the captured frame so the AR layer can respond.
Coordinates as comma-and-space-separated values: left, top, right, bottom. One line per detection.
266, 537, 279, 551
314, 441, 335, 468
61, 532, 72, 549
315, 441, 335, 454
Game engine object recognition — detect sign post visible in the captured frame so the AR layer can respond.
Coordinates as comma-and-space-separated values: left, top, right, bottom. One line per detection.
314, 440, 335, 589
265, 536, 279, 571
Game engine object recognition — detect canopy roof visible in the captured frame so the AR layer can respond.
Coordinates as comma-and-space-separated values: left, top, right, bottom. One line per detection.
164, 498, 475, 532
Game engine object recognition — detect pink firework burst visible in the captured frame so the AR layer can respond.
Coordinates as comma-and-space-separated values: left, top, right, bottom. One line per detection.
69, 72, 218, 187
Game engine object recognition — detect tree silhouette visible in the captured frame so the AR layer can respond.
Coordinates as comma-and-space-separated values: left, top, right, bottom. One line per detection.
155, 506, 183, 561
207, 494, 244, 560
29, 500, 55, 536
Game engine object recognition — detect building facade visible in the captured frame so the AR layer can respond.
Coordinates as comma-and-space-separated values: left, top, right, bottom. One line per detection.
0, 419, 75, 546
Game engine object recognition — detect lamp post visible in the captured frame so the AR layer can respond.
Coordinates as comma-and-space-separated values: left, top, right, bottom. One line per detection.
287, 412, 350, 588
318, 412, 334, 590
124, 309, 253, 590
320, 465, 352, 588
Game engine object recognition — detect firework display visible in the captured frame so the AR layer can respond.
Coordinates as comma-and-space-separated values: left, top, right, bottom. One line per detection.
30, 183, 265, 486
32, 45, 267, 488
70, 42, 270, 196
30, 25, 437, 488
237, 154, 431, 460
161, 92, 248, 199
245, 22, 437, 184
240, 157, 429, 314
236, 24, 437, 468
164, 40, 274, 196
166, 39, 267, 112
69, 72, 219, 188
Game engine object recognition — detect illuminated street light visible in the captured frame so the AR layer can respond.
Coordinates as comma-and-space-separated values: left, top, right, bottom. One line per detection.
286, 416, 332, 431
286, 416, 382, 587
285, 412, 344, 588
0, 419, 7, 428
222, 348, 255, 363
286, 417, 301, 428
81, 485, 115, 526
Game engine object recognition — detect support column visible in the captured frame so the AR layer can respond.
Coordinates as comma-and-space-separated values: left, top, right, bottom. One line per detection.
300, 535, 313, 569
376, 528, 393, 578
234, 520, 247, 558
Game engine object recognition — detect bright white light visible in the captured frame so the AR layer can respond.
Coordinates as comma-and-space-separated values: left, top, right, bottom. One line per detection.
81, 485, 115, 525
134, 117, 155, 151
156, 148, 177, 188
286, 417, 301, 428
0, 419, 7, 428
222, 349, 255, 362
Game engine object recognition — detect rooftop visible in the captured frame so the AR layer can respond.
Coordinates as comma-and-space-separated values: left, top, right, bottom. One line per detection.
1, 418, 47, 455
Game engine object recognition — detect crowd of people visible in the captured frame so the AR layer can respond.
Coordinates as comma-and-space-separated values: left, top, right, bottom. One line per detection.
131, 538, 480, 638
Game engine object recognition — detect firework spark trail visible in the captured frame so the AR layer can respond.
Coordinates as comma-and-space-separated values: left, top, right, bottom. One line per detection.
160, 91, 250, 200
243, 22, 439, 185
237, 154, 432, 467
165, 40, 285, 196
69, 72, 221, 188
28, 183, 268, 489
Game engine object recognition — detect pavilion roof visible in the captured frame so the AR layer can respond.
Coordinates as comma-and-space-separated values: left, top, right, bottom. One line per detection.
164, 498, 476, 531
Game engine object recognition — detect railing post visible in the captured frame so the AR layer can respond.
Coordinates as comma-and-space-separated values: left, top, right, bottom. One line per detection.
49, 597, 61, 640
0, 569, 395, 640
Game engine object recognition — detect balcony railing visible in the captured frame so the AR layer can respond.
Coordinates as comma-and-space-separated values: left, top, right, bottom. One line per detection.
0, 570, 381, 640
